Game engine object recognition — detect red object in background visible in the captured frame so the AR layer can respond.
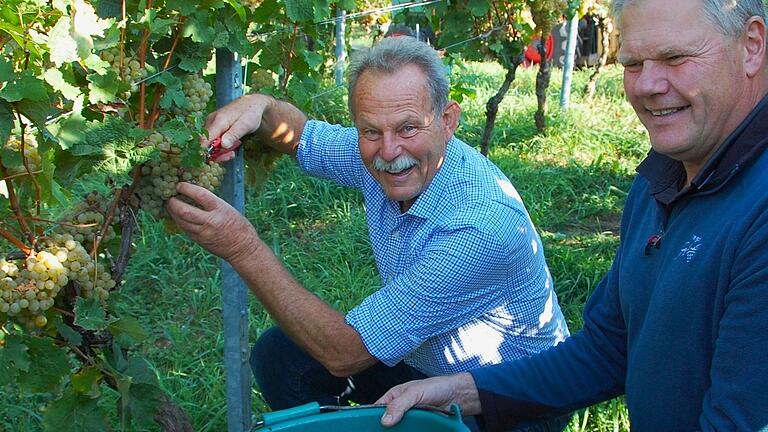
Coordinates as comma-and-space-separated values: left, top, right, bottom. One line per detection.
524, 34, 554, 64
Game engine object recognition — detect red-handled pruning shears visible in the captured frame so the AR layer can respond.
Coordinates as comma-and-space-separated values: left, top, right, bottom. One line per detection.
206, 136, 240, 163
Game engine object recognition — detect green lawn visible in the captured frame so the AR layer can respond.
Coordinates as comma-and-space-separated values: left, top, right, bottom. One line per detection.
1, 62, 649, 431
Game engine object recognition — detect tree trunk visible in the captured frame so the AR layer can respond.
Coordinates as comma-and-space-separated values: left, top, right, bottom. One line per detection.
534, 35, 552, 133
480, 59, 521, 156
584, 17, 611, 100
154, 393, 195, 432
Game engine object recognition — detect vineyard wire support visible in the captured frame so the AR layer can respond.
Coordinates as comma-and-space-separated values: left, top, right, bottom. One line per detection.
215, 48, 252, 432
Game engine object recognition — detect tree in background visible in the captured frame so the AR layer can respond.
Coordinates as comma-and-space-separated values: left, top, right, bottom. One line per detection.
529, 0, 567, 132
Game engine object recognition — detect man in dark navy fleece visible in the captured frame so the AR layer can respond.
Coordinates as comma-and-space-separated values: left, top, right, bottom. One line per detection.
377, 0, 768, 430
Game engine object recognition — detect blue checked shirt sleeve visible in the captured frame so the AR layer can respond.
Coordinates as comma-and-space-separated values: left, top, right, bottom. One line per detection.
346, 206, 530, 366
296, 120, 367, 189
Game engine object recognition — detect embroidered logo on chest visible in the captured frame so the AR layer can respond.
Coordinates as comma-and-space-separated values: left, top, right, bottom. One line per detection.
675, 235, 703, 263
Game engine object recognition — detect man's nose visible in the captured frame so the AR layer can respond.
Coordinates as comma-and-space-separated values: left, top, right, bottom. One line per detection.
380, 132, 402, 161
632, 61, 670, 97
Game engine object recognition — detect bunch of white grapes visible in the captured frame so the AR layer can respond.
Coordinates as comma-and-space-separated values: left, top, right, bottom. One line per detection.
3, 134, 41, 176
57, 192, 118, 246
181, 74, 213, 114
0, 234, 116, 330
250, 69, 274, 91
137, 131, 224, 219
100, 48, 147, 97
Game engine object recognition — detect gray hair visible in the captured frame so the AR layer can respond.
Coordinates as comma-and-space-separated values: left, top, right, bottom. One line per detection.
347, 36, 449, 117
612, 0, 767, 37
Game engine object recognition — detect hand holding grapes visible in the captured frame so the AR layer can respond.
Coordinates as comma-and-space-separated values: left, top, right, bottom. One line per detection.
166, 182, 262, 264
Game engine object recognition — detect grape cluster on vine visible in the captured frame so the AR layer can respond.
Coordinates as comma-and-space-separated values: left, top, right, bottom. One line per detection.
181, 74, 213, 115
100, 47, 147, 97
136, 131, 224, 219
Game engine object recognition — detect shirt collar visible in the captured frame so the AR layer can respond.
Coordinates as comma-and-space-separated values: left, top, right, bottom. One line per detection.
637, 92, 768, 205
403, 137, 460, 220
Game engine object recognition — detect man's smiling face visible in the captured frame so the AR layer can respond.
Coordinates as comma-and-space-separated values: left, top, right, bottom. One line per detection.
352, 64, 452, 212
620, 0, 755, 178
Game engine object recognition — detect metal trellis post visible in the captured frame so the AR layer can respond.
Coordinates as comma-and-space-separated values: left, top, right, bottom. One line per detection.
559, 13, 580, 109
215, 48, 252, 432
335, 8, 347, 87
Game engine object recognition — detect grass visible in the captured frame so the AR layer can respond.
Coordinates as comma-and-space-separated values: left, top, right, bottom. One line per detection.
1, 61, 647, 431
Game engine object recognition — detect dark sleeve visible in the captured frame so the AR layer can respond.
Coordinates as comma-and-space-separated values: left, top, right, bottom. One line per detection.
470, 248, 628, 431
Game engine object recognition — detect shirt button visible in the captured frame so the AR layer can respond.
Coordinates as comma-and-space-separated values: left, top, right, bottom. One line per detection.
392, 230, 400, 239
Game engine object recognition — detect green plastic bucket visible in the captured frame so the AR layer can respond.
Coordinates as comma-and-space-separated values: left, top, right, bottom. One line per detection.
253, 402, 470, 431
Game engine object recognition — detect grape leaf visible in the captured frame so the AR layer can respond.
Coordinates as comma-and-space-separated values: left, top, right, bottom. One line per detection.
87, 70, 122, 104
39, 144, 71, 206
178, 50, 211, 73
17, 336, 71, 393
47, 16, 80, 67
42, 387, 109, 432
0, 100, 13, 146
0, 334, 31, 386
137, 9, 177, 36
72, 366, 103, 398
182, 13, 215, 44
467, 0, 490, 16
222, 0, 246, 21
74, 297, 110, 331
108, 317, 149, 347
284, 0, 314, 23
0, 71, 48, 103
0, 57, 12, 82
49, 114, 91, 150
165, 0, 197, 15
304, 51, 323, 69
84, 53, 110, 75
15, 99, 57, 143
72, 0, 111, 58
44, 68, 82, 101
53, 314, 84, 346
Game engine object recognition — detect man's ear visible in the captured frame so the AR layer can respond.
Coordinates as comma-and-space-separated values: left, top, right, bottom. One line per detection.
440, 101, 461, 143
743, 16, 767, 78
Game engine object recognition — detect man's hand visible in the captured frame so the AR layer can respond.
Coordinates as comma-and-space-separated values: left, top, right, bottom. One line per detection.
376, 373, 481, 427
203, 94, 273, 163
166, 182, 261, 264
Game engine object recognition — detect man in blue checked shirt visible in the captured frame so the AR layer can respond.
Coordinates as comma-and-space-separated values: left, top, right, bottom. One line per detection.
166, 37, 570, 429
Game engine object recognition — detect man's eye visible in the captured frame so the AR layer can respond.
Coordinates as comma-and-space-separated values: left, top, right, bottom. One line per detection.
361, 129, 380, 140
400, 125, 418, 137
623, 62, 641, 72
667, 55, 686, 65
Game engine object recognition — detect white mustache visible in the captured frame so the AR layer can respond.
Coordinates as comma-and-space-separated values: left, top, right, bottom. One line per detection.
372, 155, 419, 173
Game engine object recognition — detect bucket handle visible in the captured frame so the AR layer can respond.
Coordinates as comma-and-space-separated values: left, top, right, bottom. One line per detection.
255, 402, 464, 428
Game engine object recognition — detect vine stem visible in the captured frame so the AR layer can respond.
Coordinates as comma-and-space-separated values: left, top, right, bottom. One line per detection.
16, 113, 42, 216
90, 189, 122, 258
137, 0, 154, 128
280, 24, 300, 93
0, 164, 35, 248
147, 16, 187, 129
0, 226, 31, 255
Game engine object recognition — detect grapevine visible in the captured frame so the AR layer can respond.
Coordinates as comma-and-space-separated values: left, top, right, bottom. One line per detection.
0, 0, 349, 429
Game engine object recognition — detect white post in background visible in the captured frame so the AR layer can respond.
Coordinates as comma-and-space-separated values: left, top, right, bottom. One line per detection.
559, 12, 580, 109
215, 48, 251, 432
335, 8, 346, 87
